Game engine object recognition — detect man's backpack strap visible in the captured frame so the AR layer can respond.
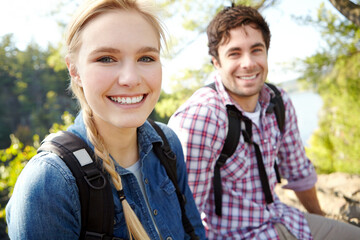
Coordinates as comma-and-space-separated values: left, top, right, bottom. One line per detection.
148, 119, 199, 240
241, 117, 274, 205
37, 131, 116, 240
265, 82, 284, 183
265, 82, 285, 132
213, 105, 241, 216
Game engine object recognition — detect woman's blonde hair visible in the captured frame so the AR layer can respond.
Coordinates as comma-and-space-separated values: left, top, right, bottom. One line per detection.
65, 0, 166, 239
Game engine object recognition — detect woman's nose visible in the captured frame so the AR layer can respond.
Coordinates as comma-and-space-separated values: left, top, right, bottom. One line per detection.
117, 61, 141, 87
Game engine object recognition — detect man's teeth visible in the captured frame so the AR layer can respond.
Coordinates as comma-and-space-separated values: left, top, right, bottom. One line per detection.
240, 75, 256, 80
110, 95, 144, 104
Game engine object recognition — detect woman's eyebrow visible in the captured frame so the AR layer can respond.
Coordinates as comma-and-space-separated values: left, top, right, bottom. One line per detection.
89, 46, 159, 56
89, 47, 121, 56
137, 46, 160, 54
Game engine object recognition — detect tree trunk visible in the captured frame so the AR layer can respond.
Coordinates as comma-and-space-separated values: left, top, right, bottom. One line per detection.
329, 0, 360, 27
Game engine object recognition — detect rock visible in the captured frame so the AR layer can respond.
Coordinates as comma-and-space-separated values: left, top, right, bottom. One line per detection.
275, 172, 360, 227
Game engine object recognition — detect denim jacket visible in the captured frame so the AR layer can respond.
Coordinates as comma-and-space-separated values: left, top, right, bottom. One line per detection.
6, 113, 206, 240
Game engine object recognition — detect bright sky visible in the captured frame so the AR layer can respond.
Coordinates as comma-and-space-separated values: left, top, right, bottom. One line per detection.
0, 0, 335, 90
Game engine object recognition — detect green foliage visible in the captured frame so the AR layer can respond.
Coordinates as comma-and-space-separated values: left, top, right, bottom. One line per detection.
155, 63, 214, 121
49, 111, 75, 133
0, 112, 74, 233
0, 35, 77, 149
299, 4, 360, 174
0, 135, 37, 220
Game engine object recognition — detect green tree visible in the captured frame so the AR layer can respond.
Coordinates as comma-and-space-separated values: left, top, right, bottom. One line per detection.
0, 112, 74, 238
0, 35, 20, 148
298, 3, 360, 173
0, 35, 77, 149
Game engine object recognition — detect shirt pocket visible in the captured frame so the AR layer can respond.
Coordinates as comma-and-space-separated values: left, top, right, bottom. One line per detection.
269, 130, 282, 162
159, 177, 182, 218
221, 144, 250, 182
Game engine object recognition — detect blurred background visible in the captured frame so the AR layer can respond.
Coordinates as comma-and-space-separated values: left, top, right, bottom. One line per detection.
0, 0, 359, 238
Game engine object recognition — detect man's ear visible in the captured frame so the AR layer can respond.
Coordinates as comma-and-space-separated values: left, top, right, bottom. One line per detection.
212, 57, 221, 69
65, 56, 82, 87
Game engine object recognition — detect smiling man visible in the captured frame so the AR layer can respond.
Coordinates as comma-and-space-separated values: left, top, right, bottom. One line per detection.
168, 4, 360, 240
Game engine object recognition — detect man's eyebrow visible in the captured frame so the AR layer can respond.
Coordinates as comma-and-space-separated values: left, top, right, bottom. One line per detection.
225, 47, 241, 55
251, 42, 266, 49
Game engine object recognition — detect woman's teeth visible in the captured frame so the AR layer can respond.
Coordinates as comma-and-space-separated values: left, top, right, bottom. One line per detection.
109, 95, 144, 104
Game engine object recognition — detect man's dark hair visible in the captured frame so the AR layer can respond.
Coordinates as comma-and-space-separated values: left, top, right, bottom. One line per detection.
207, 5, 271, 63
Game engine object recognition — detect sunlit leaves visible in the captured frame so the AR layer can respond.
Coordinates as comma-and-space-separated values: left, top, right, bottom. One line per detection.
0, 112, 74, 221
300, 5, 360, 173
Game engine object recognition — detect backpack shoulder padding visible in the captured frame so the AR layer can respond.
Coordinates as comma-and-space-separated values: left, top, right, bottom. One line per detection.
37, 131, 114, 240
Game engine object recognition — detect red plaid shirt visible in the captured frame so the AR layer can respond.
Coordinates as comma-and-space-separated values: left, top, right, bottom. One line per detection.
168, 73, 316, 239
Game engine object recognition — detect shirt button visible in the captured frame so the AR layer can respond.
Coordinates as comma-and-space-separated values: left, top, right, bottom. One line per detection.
264, 139, 268, 143
153, 209, 158, 216
166, 237, 173, 240
273, 146, 277, 149
144, 178, 149, 184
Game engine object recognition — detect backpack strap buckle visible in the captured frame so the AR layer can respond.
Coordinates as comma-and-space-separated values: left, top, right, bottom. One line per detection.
84, 171, 107, 190
85, 232, 106, 240
85, 232, 125, 240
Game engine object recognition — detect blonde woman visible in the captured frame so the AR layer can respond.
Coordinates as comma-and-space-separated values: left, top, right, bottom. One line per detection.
5, 0, 206, 239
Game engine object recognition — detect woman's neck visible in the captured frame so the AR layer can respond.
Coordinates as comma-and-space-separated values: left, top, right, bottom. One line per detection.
94, 118, 139, 168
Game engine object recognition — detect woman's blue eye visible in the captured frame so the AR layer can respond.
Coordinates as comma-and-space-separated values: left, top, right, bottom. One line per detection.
97, 56, 114, 63
139, 56, 154, 62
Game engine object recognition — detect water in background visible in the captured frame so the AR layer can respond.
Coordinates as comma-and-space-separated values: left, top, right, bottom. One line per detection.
289, 91, 323, 146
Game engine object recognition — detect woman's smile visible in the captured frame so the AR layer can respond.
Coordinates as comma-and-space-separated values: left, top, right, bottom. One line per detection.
108, 94, 145, 105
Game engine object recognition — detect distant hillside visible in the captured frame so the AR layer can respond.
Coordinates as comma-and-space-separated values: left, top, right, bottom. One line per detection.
273, 79, 303, 93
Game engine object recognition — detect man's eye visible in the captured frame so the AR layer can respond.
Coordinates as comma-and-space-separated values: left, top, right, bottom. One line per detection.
229, 52, 240, 57
138, 56, 155, 62
97, 56, 115, 63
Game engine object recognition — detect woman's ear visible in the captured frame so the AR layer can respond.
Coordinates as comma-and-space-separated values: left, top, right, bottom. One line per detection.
65, 56, 82, 87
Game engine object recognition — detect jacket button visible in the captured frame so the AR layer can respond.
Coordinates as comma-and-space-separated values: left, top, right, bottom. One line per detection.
166, 237, 172, 240
144, 178, 149, 184
153, 209, 158, 215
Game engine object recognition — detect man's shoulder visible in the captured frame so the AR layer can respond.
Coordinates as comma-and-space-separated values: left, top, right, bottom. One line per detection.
169, 86, 228, 133
177, 86, 225, 113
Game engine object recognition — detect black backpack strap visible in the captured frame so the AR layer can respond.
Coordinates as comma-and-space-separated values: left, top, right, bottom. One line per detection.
265, 82, 285, 183
265, 82, 285, 132
37, 131, 116, 240
213, 105, 241, 216
241, 118, 274, 205
148, 119, 199, 240
206, 83, 243, 216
